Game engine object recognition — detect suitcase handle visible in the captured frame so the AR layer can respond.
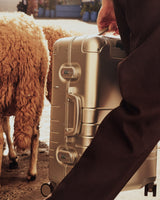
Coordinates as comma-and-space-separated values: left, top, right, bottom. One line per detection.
65, 94, 81, 136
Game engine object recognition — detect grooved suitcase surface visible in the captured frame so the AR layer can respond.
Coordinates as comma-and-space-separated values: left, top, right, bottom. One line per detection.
49, 35, 157, 190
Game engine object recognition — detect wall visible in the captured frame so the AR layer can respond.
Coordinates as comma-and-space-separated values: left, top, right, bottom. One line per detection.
0, 0, 20, 12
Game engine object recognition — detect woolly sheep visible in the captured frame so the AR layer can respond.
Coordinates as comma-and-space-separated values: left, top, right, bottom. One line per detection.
0, 12, 49, 181
0, 15, 81, 181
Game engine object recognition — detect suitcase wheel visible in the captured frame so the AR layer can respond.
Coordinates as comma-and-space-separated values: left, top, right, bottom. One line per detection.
41, 182, 55, 197
144, 183, 157, 197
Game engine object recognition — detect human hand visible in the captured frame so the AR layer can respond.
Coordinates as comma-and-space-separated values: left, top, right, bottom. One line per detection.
97, 0, 119, 35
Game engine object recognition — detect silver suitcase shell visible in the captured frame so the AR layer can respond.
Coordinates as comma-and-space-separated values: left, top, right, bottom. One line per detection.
49, 35, 157, 192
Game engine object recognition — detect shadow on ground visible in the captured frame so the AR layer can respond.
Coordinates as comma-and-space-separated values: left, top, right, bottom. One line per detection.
0, 141, 49, 200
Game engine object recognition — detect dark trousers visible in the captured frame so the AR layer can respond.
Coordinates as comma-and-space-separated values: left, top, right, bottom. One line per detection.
47, 0, 160, 199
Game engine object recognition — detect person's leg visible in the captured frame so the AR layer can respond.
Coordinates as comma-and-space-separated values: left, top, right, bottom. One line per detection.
46, 1, 160, 199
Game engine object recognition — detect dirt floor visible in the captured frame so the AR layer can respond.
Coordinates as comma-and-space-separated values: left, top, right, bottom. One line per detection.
0, 141, 49, 200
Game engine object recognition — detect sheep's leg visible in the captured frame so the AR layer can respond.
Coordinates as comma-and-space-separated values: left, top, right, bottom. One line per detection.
2, 116, 18, 169
27, 125, 39, 181
0, 119, 4, 176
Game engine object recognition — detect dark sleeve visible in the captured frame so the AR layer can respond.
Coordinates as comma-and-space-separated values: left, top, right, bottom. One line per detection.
113, 0, 160, 52
114, 0, 160, 109
113, 0, 130, 54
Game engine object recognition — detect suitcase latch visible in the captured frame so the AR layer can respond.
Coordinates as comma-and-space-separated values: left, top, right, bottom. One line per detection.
60, 64, 81, 81
56, 146, 78, 165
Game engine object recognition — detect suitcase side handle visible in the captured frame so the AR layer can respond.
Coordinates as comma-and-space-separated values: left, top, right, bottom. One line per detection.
65, 94, 81, 136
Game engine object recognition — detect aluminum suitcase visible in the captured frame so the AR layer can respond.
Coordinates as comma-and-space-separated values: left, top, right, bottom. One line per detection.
41, 35, 157, 197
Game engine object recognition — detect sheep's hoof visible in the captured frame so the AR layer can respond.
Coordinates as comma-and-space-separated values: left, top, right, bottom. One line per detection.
27, 174, 36, 181
9, 159, 18, 169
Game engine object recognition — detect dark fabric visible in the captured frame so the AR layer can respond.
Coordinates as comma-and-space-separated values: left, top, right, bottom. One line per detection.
46, 0, 160, 199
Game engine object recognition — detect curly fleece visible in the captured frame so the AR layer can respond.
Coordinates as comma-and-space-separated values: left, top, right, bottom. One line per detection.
0, 12, 49, 150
